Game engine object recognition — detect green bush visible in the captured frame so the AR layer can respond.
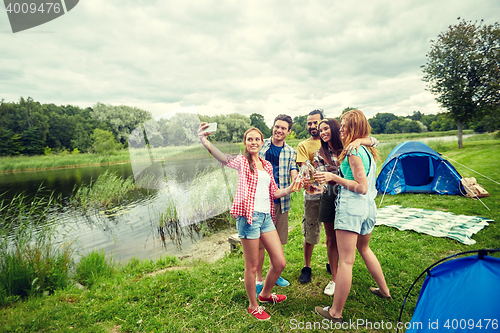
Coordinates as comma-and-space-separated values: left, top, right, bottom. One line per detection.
43, 146, 53, 155
75, 250, 113, 287
91, 128, 121, 154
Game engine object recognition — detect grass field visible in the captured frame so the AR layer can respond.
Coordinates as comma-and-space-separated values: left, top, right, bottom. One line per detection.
0, 130, 480, 173
0, 135, 498, 332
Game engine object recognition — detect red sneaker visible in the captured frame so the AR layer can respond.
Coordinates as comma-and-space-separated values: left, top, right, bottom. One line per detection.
249, 306, 270, 320
258, 293, 287, 303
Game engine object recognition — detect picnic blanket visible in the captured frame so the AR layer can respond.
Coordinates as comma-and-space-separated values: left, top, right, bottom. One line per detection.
376, 205, 493, 245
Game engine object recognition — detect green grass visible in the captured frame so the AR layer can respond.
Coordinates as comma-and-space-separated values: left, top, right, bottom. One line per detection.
0, 143, 241, 173
74, 250, 114, 288
0, 138, 499, 332
372, 129, 475, 142
0, 152, 130, 173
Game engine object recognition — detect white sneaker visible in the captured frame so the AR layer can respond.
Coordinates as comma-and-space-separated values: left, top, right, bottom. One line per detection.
324, 281, 335, 296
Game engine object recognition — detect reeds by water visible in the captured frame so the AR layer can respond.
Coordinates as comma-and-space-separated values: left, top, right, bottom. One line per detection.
71, 170, 141, 210
0, 191, 73, 305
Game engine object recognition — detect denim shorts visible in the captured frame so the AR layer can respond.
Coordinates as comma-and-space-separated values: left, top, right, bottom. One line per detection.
237, 212, 275, 240
334, 187, 376, 235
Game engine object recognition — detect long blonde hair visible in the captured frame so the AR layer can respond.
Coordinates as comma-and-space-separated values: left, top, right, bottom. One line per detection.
243, 127, 263, 173
337, 110, 379, 163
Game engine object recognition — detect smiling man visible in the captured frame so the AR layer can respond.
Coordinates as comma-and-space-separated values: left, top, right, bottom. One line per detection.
296, 109, 324, 284
255, 114, 298, 294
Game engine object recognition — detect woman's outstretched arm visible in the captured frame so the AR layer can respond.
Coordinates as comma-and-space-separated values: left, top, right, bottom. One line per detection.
198, 123, 229, 164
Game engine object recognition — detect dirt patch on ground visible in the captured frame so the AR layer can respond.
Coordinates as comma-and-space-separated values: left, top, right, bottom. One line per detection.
178, 228, 237, 263
145, 265, 189, 277
145, 228, 238, 277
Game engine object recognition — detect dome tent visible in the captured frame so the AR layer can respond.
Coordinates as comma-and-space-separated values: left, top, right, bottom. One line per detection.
376, 141, 463, 195
398, 249, 500, 333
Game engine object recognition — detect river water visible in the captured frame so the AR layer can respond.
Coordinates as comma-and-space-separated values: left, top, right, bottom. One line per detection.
0, 151, 240, 263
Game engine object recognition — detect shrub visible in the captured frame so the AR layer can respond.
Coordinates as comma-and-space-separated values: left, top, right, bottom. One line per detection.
44, 146, 53, 155
91, 129, 121, 154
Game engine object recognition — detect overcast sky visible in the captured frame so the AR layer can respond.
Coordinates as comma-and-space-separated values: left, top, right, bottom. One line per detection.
1, 0, 499, 125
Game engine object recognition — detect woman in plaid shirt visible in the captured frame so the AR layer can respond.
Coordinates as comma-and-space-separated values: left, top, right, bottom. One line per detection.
198, 123, 296, 321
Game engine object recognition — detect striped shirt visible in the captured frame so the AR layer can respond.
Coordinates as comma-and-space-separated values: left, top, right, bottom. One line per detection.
259, 138, 298, 213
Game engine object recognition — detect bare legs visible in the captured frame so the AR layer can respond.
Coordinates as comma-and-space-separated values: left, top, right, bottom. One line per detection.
329, 230, 390, 318
241, 238, 260, 310
303, 241, 314, 268
256, 247, 265, 282
323, 222, 338, 282
260, 230, 286, 297
241, 229, 286, 310
356, 233, 390, 297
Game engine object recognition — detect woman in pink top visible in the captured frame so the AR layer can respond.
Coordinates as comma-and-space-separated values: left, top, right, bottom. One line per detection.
198, 123, 296, 321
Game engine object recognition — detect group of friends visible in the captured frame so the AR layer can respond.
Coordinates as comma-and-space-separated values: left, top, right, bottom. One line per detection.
197, 109, 391, 322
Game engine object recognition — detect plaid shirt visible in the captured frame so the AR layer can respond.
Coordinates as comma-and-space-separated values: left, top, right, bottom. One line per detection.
313, 147, 339, 185
221, 154, 279, 225
259, 139, 298, 213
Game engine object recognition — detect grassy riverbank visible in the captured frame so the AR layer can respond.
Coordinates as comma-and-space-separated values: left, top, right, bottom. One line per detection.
0, 138, 499, 332
0, 130, 486, 173
0, 143, 241, 173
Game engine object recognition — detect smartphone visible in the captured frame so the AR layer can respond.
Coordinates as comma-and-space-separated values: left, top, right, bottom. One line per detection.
204, 122, 217, 133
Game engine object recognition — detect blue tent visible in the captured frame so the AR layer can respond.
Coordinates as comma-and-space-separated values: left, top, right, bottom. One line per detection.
376, 141, 463, 195
400, 249, 500, 333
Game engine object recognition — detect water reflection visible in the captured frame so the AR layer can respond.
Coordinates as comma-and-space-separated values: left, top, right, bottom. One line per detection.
157, 209, 233, 252
0, 163, 237, 262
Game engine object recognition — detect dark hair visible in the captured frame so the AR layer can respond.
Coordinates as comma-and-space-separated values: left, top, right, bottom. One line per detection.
318, 118, 343, 165
309, 109, 324, 120
273, 114, 293, 130
243, 127, 263, 173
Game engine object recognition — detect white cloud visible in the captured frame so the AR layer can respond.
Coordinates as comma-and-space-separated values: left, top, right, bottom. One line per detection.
1, 0, 499, 126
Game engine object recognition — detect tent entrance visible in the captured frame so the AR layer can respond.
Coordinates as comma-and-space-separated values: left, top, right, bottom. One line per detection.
401, 154, 438, 193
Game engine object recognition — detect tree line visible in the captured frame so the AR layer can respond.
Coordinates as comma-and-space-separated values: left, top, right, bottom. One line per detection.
0, 98, 151, 156
0, 97, 497, 157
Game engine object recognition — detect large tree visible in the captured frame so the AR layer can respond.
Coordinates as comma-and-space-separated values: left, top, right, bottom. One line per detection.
249, 113, 271, 138
368, 113, 398, 134
90, 103, 152, 146
422, 19, 500, 148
